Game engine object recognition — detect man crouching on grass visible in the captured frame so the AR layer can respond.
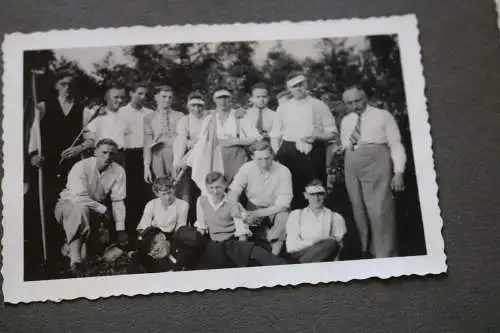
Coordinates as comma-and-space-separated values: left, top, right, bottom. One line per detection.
54, 138, 128, 275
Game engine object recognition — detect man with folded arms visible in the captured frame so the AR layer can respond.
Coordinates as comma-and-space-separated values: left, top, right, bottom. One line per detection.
228, 139, 293, 255
340, 87, 406, 258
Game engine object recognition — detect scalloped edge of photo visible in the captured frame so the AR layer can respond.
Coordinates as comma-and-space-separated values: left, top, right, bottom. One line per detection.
1, 14, 446, 304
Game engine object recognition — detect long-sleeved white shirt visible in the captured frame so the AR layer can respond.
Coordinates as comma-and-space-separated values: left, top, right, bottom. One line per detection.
286, 207, 346, 253
58, 157, 127, 230
340, 105, 406, 173
136, 197, 189, 233
270, 96, 338, 142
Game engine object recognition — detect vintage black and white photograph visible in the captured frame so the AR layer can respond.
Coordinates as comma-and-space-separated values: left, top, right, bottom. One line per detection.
2, 15, 446, 303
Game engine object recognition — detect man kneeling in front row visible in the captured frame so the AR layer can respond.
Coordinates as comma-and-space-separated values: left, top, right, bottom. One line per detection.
54, 138, 128, 272
286, 179, 347, 263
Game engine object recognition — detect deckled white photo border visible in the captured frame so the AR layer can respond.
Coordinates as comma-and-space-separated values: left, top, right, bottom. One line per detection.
2, 14, 446, 304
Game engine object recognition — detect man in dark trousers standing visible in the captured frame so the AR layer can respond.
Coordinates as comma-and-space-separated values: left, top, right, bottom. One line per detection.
28, 69, 93, 268
270, 71, 338, 209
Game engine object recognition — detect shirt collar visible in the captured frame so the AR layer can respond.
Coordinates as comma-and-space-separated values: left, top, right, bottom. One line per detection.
208, 194, 228, 210
304, 206, 327, 215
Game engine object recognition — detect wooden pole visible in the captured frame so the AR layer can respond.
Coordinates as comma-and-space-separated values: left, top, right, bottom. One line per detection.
32, 70, 47, 262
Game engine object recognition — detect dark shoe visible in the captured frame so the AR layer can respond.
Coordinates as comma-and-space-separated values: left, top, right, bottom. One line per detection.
361, 251, 373, 259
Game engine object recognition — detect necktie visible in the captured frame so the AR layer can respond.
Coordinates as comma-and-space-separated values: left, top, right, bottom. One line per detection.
349, 113, 362, 148
162, 110, 171, 137
256, 108, 264, 133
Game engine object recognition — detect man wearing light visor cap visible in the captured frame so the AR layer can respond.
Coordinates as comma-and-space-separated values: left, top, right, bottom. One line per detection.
188, 87, 259, 194
285, 179, 346, 263
173, 91, 208, 224
270, 71, 338, 209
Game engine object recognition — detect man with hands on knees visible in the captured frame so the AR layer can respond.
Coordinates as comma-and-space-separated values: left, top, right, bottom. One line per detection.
54, 139, 128, 274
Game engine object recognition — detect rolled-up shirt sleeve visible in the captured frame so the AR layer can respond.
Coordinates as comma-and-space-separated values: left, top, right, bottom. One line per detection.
331, 212, 347, 242
270, 105, 284, 139
136, 200, 154, 231
275, 167, 293, 209
317, 100, 338, 136
194, 197, 207, 231
384, 112, 406, 174
286, 210, 310, 253
228, 165, 247, 200
110, 167, 126, 201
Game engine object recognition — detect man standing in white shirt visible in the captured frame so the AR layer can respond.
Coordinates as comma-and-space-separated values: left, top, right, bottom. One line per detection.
340, 87, 406, 258
119, 82, 154, 246
84, 83, 128, 166
241, 82, 276, 140
270, 71, 338, 209
228, 139, 293, 255
54, 138, 127, 275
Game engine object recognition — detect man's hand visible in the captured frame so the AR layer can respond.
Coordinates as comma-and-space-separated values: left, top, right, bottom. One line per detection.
60, 146, 83, 161
391, 172, 405, 192
301, 135, 316, 144
173, 160, 186, 178
196, 227, 208, 235
144, 167, 153, 184
30, 155, 45, 168
116, 231, 128, 247
244, 212, 262, 226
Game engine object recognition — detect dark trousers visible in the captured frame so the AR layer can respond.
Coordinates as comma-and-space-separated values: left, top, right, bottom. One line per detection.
291, 239, 340, 263
124, 148, 153, 247
175, 167, 201, 225
276, 141, 327, 209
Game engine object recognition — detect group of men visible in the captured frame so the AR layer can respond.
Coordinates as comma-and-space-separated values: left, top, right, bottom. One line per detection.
26, 67, 407, 275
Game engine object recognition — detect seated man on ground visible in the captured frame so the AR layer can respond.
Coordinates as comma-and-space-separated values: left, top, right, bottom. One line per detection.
194, 171, 251, 242
136, 177, 189, 238
54, 138, 128, 274
228, 139, 293, 255
286, 179, 347, 263
129, 226, 287, 273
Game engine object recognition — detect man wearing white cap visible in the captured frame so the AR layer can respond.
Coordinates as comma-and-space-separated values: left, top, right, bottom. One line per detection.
173, 91, 208, 223
340, 87, 406, 258
188, 87, 259, 194
286, 179, 347, 263
270, 71, 338, 209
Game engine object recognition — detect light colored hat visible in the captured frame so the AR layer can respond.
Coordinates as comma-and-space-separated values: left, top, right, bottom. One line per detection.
213, 89, 231, 99
305, 184, 326, 194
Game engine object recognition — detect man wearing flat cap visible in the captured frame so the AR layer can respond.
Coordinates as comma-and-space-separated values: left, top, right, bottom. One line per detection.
270, 71, 338, 209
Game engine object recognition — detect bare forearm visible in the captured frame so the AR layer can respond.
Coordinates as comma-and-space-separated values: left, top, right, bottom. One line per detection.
219, 138, 254, 147
315, 131, 337, 142
253, 205, 287, 218
271, 138, 281, 154
112, 201, 126, 231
